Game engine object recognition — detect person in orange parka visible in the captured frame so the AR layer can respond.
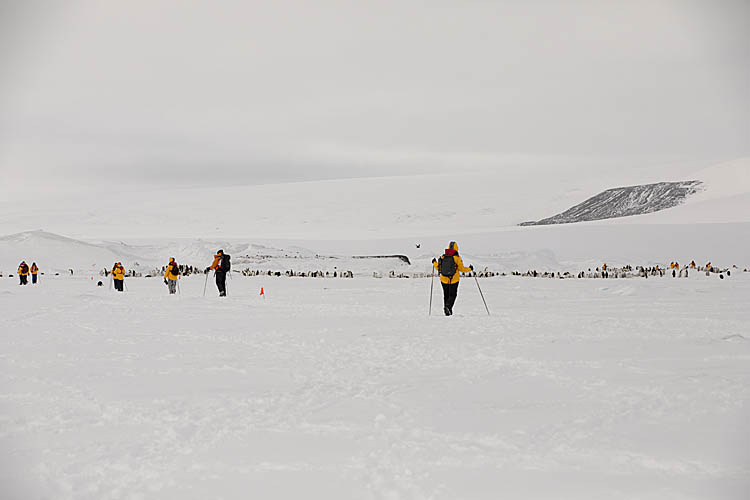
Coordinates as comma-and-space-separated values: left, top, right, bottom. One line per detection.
208, 250, 230, 297
432, 241, 473, 316
30, 262, 39, 284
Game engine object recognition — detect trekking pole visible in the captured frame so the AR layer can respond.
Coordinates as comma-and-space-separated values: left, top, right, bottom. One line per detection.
177, 279, 181, 295
428, 267, 435, 316
474, 275, 490, 316
203, 271, 209, 297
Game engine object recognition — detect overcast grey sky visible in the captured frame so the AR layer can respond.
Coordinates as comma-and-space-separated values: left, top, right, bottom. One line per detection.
1, 0, 748, 194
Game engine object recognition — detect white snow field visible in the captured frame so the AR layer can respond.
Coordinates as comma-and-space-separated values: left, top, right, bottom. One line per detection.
1, 272, 749, 499
2, 158, 749, 242
1, 157, 749, 499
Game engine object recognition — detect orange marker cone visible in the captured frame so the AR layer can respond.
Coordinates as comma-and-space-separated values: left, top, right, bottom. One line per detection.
260, 287, 265, 297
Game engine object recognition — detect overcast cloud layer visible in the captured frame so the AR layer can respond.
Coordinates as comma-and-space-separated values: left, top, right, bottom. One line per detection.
1, 0, 748, 197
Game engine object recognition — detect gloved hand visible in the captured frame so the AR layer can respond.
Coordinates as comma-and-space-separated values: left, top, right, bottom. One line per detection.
205, 267, 210, 273
432, 258, 437, 264
469, 265, 474, 271
164, 279, 168, 285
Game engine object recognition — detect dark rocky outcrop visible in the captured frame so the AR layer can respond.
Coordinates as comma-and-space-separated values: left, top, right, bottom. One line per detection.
520, 181, 702, 226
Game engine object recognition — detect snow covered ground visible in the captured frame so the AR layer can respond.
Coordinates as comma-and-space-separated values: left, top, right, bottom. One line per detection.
1, 157, 748, 498
1, 273, 748, 499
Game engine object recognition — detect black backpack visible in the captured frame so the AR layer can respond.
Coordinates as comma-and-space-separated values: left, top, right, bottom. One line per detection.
221, 254, 231, 272
170, 264, 180, 276
439, 254, 457, 277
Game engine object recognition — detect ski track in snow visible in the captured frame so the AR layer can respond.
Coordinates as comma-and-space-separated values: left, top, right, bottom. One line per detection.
1, 275, 749, 499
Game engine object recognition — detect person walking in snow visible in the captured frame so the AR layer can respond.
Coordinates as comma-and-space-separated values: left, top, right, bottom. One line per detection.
17, 261, 29, 285
112, 262, 125, 292
164, 257, 180, 295
208, 250, 231, 297
30, 262, 39, 284
432, 241, 473, 316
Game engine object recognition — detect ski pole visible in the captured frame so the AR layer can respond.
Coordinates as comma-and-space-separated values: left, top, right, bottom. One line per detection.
429, 266, 435, 316
177, 279, 181, 295
474, 275, 490, 316
203, 271, 209, 297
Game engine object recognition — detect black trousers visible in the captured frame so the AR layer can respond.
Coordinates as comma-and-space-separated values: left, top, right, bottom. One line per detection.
441, 282, 459, 312
215, 271, 227, 296
114, 279, 124, 292
19, 275, 28, 285
32, 274, 38, 284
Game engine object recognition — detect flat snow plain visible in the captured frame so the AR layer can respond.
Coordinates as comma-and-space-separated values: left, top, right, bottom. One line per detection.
1, 273, 748, 500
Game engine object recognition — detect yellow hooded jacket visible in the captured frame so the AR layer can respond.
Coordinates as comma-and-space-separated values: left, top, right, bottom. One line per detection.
18, 263, 29, 276
164, 259, 179, 281
433, 242, 472, 285
31, 264, 38, 274
112, 264, 125, 281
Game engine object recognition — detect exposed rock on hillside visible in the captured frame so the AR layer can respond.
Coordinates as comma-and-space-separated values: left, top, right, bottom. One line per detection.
520, 181, 702, 226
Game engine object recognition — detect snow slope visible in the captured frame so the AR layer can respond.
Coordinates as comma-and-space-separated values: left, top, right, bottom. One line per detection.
0, 169, 601, 240
0, 230, 564, 277
627, 158, 750, 224
0, 158, 745, 241
0, 231, 145, 275
517, 158, 750, 227
1, 274, 748, 499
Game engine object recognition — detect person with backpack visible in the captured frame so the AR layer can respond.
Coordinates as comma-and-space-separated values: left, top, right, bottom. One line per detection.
17, 261, 29, 285
30, 263, 39, 284
112, 262, 125, 292
432, 241, 473, 316
164, 257, 180, 295
208, 250, 231, 297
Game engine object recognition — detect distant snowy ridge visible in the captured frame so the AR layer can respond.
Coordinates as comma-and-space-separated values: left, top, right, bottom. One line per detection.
0, 230, 420, 276
1, 229, 570, 276
520, 181, 703, 226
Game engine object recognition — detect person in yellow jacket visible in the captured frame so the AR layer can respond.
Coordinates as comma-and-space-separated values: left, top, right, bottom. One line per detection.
164, 257, 180, 295
111, 262, 125, 292
30, 262, 39, 284
17, 261, 29, 285
432, 241, 473, 316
